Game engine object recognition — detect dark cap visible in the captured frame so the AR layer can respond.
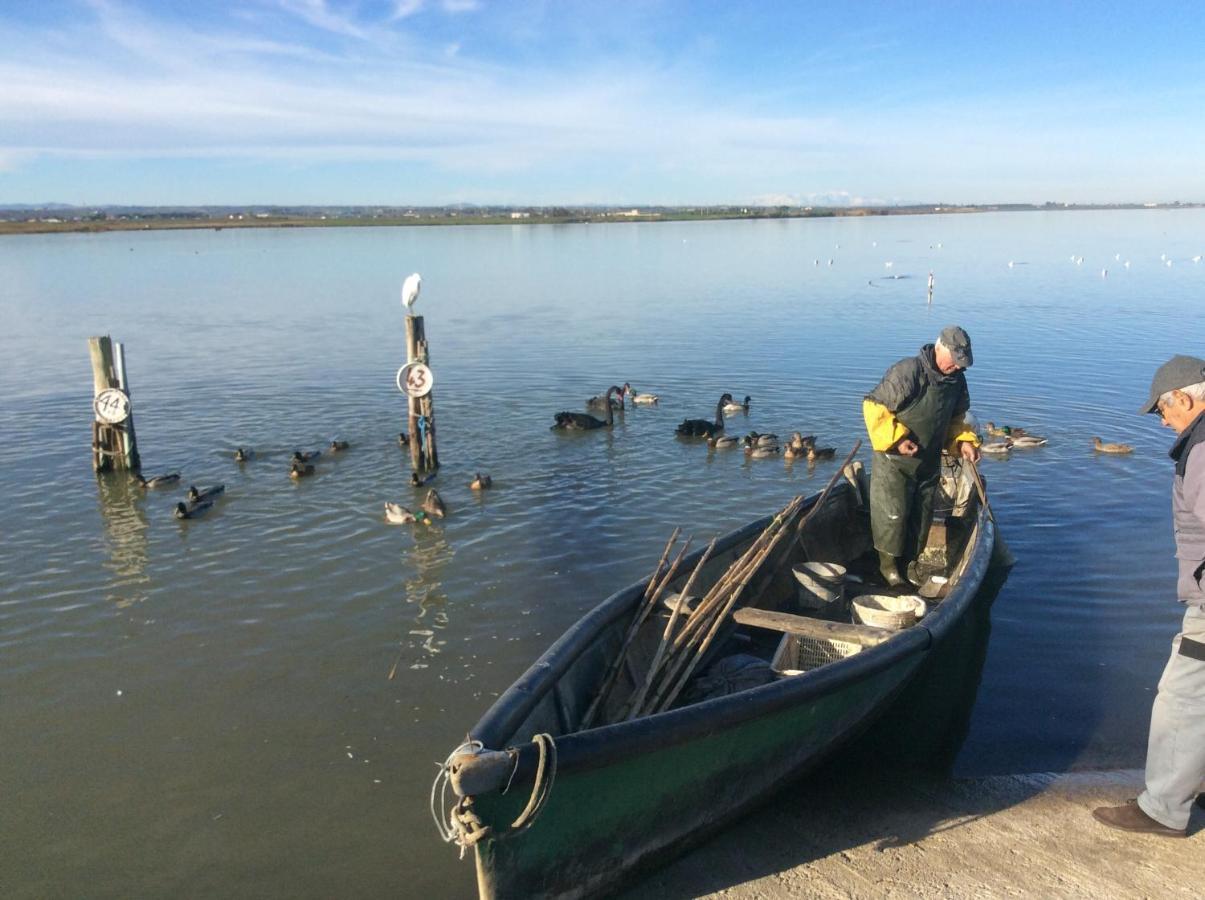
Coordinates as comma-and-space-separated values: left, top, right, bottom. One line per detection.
1140, 354, 1205, 414
938, 325, 973, 368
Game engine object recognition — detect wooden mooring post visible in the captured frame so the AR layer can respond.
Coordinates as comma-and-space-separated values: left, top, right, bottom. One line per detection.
88, 335, 141, 473
399, 273, 439, 474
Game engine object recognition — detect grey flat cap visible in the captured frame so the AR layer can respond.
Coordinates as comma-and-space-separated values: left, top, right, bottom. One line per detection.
939, 325, 973, 367
1140, 354, 1205, 414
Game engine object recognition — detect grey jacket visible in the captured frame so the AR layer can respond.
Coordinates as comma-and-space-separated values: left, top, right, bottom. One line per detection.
1171, 410, 1205, 605
866, 344, 971, 417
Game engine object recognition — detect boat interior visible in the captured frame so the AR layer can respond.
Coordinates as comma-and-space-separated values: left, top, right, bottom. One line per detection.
485, 461, 983, 745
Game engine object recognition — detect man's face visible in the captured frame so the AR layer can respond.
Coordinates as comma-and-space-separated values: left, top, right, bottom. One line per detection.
1157, 390, 1199, 434
934, 343, 963, 375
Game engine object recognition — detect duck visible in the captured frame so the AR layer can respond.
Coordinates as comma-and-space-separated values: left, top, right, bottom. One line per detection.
744, 432, 780, 449
1009, 435, 1048, 449
554, 386, 623, 431
469, 473, 493, 490
292, 450, 321, 463
329, 440, 350, 452
807, 445, 836, 462
289, 461, 316, 478
788, 433, 816, 452
707, 434, 740, 449
136, 472, 180, 488
174, 499, 213, 520
979, 440, 1013, 455
677, 394, 730, 438
384, 502, 430, 525
398, 432, 411, 447
422, 488, 447, 518
985, 422, 1030, 438
622, 383, 659, 405
722, 395, 751, 413
784, 443, 807, 460
411, 471, 435, 487
1093, 437, 1134, 454
186, 484, 225, 504
234, 448, 254, 462
745, 444, 781, 459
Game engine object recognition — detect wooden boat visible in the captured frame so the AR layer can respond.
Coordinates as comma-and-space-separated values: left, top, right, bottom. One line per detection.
433, 464, 999, 899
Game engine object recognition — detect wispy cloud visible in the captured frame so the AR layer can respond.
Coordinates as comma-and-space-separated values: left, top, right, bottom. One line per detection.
274, 0, 370, 39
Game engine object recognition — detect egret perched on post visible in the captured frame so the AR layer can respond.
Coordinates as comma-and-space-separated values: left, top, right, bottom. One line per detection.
401, 273, 422, 314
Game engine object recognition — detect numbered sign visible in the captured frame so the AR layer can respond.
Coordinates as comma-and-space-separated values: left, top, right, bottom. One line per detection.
93, 388, 131, 424
397, 363, 434, 398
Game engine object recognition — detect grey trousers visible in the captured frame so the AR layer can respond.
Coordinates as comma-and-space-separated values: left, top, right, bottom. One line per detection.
1138, 604, 1205, 830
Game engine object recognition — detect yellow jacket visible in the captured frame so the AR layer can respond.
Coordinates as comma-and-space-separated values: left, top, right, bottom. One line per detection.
862, 398, 980, 454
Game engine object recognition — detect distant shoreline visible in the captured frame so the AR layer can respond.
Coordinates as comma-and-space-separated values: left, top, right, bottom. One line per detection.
1, 202, 1198, 237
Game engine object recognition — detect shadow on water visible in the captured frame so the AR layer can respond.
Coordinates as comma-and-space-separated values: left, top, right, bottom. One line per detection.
621, 563, 1021, 900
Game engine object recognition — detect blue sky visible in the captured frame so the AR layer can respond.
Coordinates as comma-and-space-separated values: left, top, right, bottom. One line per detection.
2, 0, 1204, 206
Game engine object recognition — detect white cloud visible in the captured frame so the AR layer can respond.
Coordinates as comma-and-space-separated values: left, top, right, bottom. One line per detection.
440, 0, 482, 12
274, 0, 370, 39
391, 0, 425, 20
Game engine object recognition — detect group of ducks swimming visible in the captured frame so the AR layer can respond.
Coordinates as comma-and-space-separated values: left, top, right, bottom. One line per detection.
135, 472, 226, 520
979, 422, 1135, 456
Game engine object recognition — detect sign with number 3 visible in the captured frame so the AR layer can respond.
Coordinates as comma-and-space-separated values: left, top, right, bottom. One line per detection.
397, 363, 434, 398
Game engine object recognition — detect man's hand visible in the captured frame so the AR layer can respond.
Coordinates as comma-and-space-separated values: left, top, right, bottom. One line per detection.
960, 441, 981, 463
896, 438, 919, 457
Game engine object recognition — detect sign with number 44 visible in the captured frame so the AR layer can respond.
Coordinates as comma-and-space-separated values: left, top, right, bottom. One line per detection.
93, 388, 131, 425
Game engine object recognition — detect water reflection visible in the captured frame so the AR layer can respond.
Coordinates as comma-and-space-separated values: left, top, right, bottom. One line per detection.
95, 472, 150, 608
851, 563, 1010, 774
398, 532, 454, 672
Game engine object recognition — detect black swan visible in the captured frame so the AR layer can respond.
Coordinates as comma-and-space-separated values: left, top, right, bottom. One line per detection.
553, 386, 623, 431
676, 394, 731, 438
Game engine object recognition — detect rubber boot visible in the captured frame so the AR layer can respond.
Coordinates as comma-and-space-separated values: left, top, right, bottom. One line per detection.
878, 551, 905, 588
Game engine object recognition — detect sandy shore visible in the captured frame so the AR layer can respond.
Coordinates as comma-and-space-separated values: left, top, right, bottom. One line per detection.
620, 768, 1202, 899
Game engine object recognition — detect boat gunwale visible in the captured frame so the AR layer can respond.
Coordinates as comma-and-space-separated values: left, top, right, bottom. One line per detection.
469, 494, 994, 774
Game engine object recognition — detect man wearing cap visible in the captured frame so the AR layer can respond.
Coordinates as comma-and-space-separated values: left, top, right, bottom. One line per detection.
863, 326, 981, 587
1094, 355, 1205, 838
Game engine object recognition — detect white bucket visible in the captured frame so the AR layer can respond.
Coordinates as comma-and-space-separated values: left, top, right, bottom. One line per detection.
852, 594, 926, 630
792, 562, 847, 609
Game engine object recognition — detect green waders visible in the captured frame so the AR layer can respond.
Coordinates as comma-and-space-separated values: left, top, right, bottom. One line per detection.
869, 377, 961, 562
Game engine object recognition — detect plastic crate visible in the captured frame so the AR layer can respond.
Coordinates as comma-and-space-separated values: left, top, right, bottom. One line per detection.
771, 631, 863, 675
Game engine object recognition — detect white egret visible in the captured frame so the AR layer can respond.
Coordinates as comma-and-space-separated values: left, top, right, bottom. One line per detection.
401, 272, 422, 312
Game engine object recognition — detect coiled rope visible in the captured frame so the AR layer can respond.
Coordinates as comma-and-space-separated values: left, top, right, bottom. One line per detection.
430, 734, 557, 859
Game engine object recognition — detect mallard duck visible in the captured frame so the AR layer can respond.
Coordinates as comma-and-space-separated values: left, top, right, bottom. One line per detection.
397, 432, 411, 447
469, 473, 493, 490
289, 461, 315, 478
174, 499, 213, 520
234, 448, 254, 462
384, 502, 430, 525
186, 484, 225, 504
137, 472, 180, 488
745, 445, 781, 459
329, 440, 350, 452
807, 445, 836, 461
722, 395, 751, 413
1010, 436, 1048, 449
623, 383, 659, 405
979, 440, 1013, 455
784, 443, 807, 460
743, 432, 779, 449
422, 488, 447, 518
985, 421, 1030, 438
676, 394, 730, 438
555, 386, 623, 431
1093, 437, 1134, 454
410, 471, 435, 487
788, 433, 816, 451
707, 434, 740, 449
292, 450, 321, 463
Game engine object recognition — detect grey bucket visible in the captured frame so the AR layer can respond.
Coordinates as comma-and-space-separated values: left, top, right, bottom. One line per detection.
792, 562, 847, 609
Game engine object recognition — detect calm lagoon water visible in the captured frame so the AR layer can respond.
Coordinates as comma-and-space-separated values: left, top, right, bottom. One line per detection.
1, 210, 1202, 898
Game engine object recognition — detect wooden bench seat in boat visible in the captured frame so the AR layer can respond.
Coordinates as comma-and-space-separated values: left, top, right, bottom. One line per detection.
732, 607, 896, 647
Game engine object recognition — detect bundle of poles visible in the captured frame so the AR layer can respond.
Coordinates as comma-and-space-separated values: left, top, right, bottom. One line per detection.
581, 441, 860, 729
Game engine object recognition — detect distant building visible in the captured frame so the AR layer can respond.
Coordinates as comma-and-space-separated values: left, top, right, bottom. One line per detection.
510, 211, 530, 219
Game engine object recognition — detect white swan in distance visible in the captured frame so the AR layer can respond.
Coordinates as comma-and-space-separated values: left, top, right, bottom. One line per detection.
402, 273, 422, 312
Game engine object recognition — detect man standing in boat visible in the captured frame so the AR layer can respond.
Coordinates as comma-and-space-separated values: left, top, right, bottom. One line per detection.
863, 326, 981, 588
1094, 355, 1205, 838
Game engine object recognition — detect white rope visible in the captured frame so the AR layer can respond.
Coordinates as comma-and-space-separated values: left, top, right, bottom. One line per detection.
430, 739, 483, 846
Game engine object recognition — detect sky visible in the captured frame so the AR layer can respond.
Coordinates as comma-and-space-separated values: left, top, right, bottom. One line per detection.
2, 0, 1204, 206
